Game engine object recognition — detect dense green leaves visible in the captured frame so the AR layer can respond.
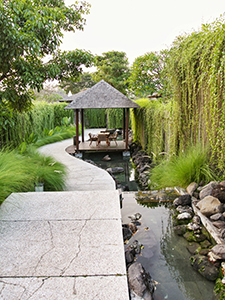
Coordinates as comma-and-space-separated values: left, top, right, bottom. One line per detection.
128, 51, 167, 98
60, 72, 96, 94
0, 0, 93, 112
92, 51, 130, 95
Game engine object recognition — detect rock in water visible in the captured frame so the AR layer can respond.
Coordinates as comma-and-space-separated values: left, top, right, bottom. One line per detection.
106, 167, 124, 174
102, 155, 111, 161
128, 213, 142, 221
128, 262, 154, 300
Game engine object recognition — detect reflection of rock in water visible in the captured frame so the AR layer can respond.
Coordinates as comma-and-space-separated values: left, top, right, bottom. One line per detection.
127, 224, 158, 259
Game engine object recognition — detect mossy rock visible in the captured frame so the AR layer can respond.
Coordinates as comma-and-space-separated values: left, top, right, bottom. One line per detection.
191, 254, 219, 281
186, 242, 201, 255
174, 225, 187, 236
183, 231, 207, 243
200, 239, 212, 249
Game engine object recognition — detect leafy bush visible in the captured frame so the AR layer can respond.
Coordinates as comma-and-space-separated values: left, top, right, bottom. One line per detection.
149, 145, 217, 189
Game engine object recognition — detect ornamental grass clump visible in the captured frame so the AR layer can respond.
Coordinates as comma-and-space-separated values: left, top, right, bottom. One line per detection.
0, 150, 33, 203
149, 145, 217, 190
0, 147, 67, 204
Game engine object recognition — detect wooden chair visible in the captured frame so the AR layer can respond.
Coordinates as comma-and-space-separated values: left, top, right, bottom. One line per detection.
108, 131, 118, 146
88, 133, 98, 145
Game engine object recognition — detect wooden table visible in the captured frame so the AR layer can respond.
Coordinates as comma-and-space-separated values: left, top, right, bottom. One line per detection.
97, 132, 110, 146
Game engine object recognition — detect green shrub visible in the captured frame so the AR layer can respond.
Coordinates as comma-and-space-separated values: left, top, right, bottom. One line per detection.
149, 144, 217, 189
0, 147, 67, 204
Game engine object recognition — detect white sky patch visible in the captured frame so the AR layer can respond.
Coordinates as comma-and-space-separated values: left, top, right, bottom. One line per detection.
62, 0, 225, 65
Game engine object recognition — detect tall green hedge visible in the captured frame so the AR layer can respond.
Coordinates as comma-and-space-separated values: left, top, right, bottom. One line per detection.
130, 16, 225, 171
0, 101, 74, 148
84, 109, 106, 128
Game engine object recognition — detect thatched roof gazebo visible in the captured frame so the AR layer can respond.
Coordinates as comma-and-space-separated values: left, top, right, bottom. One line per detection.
64, 80, 140, 152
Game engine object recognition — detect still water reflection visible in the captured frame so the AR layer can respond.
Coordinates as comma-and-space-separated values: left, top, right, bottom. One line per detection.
82, 152, 216, 300
121, 192, 215, 300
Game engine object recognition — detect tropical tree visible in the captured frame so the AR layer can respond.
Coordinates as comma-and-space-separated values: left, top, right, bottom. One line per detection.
60, 72, 96, 94
92, 50, 131, 95
128, 51, 168, 98
0, 0, 94, 113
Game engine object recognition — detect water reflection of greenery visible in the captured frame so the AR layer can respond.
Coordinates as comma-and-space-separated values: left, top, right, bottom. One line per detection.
135, 189, 178, 208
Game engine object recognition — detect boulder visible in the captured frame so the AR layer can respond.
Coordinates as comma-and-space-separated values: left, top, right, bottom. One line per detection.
176, 205, 193, 214
192, 215, 201, 225
212, 221, 225, 230
106, 167, 124, 174
208, 244, 225, 262
177, 212, 192, 220
173, 194, 192, 207
187, 182, 198, 196
212, 184, 225, 203
122, 225, 133, 241
187, 222, 200, 231
210, 213, 225, 222
186, 242, 201, 255
128, 262, 154, 300
199, 181, 218, 200
174, 225, 187, 236
196, 196, 223, 217
220, 180, 225, 188
191, 254, 219, 281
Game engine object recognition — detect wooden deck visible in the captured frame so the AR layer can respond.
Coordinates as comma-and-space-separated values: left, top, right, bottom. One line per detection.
66, 140, 128, 154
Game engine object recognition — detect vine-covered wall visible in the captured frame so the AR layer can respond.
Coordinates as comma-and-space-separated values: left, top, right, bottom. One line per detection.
131, 16, 225, 170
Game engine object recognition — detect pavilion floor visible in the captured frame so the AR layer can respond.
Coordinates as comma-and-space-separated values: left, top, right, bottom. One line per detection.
66, 140, 128, 154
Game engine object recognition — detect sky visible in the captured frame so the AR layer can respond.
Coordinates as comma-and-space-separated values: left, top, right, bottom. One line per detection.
62, 0, 225, 66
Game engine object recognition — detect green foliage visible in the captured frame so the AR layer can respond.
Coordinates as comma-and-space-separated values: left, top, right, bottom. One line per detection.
84, 109, 106, 128
165, 16, 225, 169
149, 145, 217, 190
130, 98, 172, 156
92, 51, 130, 95
60, 72, 96, 94
106, 108, 124, 129
34, 125, 79, 148
130, 16, 225, 172
0, 0, 93, 112
128, 51, 168, 98
214, 278, 225, 300
0, 101, 75, 148
0, 147, 66, 203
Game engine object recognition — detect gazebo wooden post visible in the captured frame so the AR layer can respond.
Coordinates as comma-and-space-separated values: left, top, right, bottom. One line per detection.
125, 108, 129, 150
76, 109, 79, 151
123, 108, 126, 140
81, 109, 84, 142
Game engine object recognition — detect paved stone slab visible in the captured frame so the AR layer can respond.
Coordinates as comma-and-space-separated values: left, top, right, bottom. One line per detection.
0, 191, 121, 221
0, 219, 125, 277
0, 276, 129, 300
0, 191, 129, 299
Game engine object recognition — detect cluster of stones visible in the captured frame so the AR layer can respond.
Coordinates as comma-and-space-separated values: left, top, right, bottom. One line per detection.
173, 180, 225, 285
122, 215, 155, 300
129, 142, 152, 190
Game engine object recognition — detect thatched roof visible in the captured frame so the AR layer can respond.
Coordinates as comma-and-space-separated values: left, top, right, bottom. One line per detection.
64, 80, 140, 109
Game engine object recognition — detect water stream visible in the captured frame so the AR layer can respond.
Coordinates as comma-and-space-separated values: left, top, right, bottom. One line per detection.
82, 151, 216, 300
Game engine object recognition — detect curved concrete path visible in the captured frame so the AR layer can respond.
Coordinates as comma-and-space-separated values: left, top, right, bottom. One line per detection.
38, 138, 116, 191
0, 138, 129, 300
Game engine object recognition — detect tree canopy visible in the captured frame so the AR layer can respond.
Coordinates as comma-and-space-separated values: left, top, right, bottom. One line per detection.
0, 0, 94, 112
60, 72, 96, 94
92, 50, 130, 95
128, 51, 166, 98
